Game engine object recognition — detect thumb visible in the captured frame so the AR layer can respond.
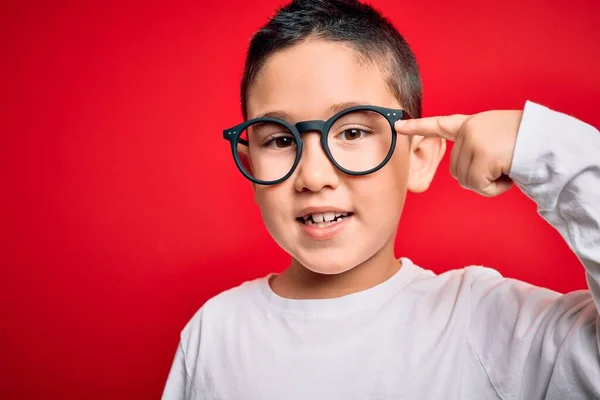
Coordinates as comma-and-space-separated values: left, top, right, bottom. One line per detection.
479, 175, 514, 197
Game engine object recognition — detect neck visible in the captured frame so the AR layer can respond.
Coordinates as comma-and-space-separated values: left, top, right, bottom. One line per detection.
270, 238, 401, 300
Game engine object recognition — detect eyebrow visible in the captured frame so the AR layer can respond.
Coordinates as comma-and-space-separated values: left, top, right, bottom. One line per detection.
253, 101, 374, 122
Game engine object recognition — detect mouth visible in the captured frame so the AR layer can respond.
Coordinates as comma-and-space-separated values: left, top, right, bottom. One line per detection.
296, 211, 354, 228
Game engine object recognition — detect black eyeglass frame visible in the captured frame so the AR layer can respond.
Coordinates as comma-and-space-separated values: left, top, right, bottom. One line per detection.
222, 105, 412, 185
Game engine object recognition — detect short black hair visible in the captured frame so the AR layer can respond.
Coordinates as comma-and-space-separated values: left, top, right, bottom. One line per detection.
240, 0, 422, 120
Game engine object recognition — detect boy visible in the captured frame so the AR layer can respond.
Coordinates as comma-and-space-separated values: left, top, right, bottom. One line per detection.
163, 0, 600, 398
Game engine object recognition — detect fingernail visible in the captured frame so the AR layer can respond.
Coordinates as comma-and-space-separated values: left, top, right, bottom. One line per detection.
395, 120, 408, 129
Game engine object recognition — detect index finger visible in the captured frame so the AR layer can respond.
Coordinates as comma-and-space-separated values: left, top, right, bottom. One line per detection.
395, 114, 470, 141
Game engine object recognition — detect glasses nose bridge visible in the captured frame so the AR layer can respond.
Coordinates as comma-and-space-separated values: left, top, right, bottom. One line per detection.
295, 120, 327, 139
294, 119, 333, 168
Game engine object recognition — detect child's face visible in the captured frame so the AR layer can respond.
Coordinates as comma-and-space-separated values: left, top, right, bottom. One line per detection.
246, 39, 441, 275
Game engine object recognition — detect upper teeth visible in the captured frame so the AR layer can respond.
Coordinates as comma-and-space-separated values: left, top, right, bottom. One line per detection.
303, 212, 348, 223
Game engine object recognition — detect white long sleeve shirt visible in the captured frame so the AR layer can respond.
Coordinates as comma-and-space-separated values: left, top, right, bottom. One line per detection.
162, 101, 600, 399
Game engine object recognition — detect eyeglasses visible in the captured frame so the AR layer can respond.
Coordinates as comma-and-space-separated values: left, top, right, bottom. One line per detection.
222, 105, 412, 185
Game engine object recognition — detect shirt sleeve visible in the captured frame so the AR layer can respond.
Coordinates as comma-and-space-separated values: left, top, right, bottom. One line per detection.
467, 101, 600, 399
161, 342, 195, 400
162, 307, 206, 400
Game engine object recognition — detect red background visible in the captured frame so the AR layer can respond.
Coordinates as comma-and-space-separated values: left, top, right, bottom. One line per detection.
1, 0, 599, 398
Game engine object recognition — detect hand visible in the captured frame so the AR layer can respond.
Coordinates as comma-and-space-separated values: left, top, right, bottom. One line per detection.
396, 110, 523, 197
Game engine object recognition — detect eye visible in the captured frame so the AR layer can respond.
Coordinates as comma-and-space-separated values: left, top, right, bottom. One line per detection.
265, 135, 296, 149
337, 127, 371, 141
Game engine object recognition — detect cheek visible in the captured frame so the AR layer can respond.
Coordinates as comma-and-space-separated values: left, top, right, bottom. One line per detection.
351, 156, 409, 219
254, 187, 289, 230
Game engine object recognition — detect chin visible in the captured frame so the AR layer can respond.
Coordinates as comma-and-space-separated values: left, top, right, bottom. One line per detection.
304, 262, 355, 275
294, 248, 364, 276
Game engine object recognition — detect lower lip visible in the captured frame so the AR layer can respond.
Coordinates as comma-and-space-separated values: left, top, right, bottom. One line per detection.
297, 215, 352, 240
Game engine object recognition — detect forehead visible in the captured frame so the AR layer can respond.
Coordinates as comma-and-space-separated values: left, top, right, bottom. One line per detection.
246, 40, 399, 122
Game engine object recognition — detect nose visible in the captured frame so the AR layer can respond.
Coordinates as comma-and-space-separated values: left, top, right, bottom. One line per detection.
293, 132, 340, 193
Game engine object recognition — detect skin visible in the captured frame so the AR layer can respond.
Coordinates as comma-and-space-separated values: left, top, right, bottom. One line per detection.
246, 39, 445, 299
246, 39, 523, 300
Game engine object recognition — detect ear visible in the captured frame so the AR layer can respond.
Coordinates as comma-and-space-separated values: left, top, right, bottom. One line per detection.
406, 135, 446, 193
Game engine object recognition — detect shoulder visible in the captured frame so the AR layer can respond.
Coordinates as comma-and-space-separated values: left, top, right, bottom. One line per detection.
405, 260, 546, 307
412, 261, 558, 298
407, 259, 505, 292
179, 275, 270, 344
411, 262, 564, 316
169, 276, 270, 388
